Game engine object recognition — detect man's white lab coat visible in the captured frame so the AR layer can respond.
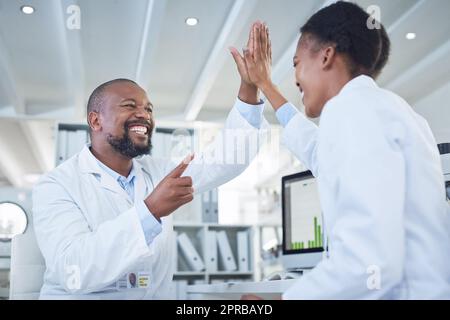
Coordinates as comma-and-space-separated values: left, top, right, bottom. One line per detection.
33, 101, 269, 299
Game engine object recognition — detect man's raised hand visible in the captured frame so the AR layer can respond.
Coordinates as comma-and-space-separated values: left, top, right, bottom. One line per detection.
144, 154, 195, 220
229, 21, 258, 85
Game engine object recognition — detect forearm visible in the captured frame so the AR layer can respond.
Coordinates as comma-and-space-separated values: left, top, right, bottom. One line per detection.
260, 81, 288, 111
238, 81, 260, 105
182, 103, 269, 194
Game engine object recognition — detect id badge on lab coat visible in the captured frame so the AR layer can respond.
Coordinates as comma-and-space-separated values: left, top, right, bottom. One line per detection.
116, 271, 150, 290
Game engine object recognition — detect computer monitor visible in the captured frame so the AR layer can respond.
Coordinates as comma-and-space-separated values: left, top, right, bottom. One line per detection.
281, 171, 325, 270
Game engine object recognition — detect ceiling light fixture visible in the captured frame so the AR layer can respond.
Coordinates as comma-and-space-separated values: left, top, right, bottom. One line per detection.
406, 32, 416, 40
185, 17, 199, 27
21, 5, 35, 14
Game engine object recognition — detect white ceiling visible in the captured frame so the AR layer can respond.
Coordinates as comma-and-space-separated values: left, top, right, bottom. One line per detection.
0, 0, 450, 187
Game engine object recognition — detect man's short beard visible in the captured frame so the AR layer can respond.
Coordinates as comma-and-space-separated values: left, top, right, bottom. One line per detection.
107, 128, 152, 158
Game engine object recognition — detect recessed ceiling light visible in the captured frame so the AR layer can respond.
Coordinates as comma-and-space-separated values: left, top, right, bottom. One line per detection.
185, 17, 199, 26
406, 32, 416, 40
21, 5, 35, 14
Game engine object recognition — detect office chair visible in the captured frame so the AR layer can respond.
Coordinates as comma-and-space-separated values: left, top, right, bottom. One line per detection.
9, 227, 45, 300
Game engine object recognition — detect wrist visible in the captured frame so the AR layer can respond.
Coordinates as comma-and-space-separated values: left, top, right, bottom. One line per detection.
259, 80, 275, 94
259, 81, 288, 111
238, 81, 259, 105
144, 198, 161, 222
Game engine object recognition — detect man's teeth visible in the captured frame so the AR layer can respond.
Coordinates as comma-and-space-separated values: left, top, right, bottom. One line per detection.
129, 126, 148, 135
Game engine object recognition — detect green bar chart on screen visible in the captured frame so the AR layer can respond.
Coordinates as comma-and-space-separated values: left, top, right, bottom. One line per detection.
291, 216, 323, 250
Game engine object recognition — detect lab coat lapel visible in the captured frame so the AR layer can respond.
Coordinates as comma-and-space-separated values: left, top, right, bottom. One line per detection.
78, 144, 132, 199
99, 173, 131, 199
132, 159, 149, 203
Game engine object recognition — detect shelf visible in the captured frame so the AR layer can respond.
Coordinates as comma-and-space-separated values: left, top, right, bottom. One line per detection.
173, 224, 204, 228
172, 222, 255, 301
208, 272, 253, 276
174, 272, 205, 276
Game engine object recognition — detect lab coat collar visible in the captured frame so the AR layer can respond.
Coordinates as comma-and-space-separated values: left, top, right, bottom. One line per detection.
96, 157, 137, 184
78, 144, 148, 197
79, 144, 146, 175
79, 145, 103, 175
339, 75, 378, 96
133, 160, 150, 202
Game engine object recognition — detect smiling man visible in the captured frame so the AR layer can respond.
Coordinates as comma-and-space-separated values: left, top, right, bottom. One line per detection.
88, 80, 156, 175
32, 78, 269, 299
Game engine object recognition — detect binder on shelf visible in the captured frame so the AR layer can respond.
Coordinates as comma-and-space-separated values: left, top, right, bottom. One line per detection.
177, 233, 205, 271
56, 126, 89, 165
56, 130, 67, 165
210, 189, 218, 222
66, 130, 87, 160
201, 191, 211, 222
216, 231, 237, 271
201, 189, 218, 223
205, 231, 218, 272
237, 231, 249, 272
72, 129, 88, 156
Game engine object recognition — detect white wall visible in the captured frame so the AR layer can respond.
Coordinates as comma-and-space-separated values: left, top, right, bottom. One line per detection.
413, 80, 450, 144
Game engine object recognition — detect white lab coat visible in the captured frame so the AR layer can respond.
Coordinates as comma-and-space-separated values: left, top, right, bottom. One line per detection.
281, 76, 450, 299
33, 101, 269, 299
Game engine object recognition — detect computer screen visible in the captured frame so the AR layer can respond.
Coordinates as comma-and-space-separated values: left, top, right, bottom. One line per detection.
282, 171, 324, 270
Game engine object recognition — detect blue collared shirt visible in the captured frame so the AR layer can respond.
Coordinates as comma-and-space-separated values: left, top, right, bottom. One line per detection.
95, 160, 162, 246
96, 160, 137, 199
235, 98, 265, 128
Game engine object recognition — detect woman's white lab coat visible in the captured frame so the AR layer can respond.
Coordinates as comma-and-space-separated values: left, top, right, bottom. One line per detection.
32, 101, 269, 299
280, 76, 450, 299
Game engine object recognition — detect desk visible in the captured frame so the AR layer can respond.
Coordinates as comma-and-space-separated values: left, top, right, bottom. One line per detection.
186, 279, 297, 300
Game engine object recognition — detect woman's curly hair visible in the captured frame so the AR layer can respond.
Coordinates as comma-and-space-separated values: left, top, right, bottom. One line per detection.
300, 1, 390, 79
